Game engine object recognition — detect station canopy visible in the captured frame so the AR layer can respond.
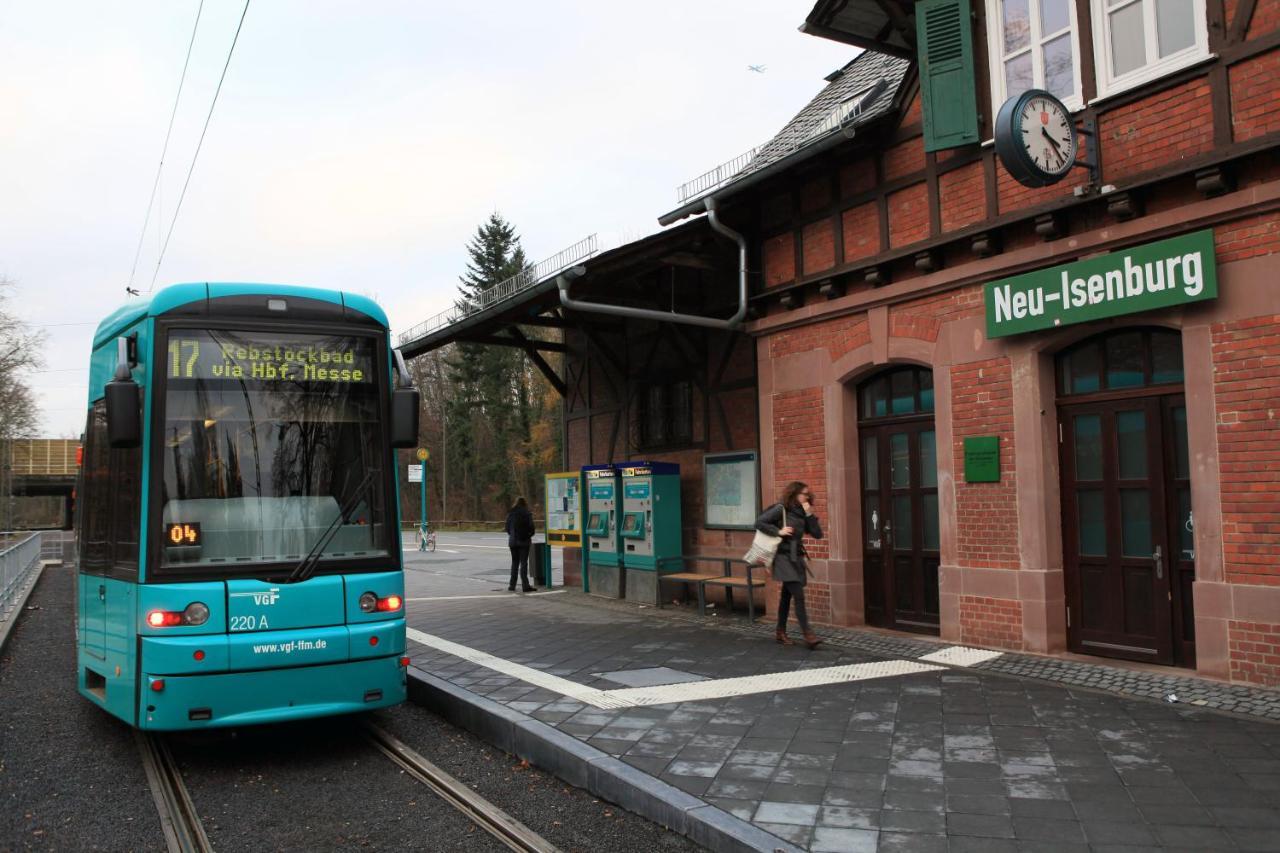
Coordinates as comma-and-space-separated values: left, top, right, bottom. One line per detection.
395, 218, 739, 396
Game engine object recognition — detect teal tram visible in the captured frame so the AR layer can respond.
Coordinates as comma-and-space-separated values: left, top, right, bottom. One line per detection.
77, 283, 419, 730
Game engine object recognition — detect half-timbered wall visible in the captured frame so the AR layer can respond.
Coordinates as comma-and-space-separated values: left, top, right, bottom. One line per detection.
560, 318, 759, 592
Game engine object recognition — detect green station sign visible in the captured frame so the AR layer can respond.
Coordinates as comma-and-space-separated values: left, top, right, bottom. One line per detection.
984, 230, 1218, 339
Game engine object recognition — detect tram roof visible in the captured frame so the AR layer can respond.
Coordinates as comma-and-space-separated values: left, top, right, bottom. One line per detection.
93, 283, 389, 348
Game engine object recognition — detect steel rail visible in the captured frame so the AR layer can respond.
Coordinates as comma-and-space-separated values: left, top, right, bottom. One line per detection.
135, 732, 214, 853
364, 722, 560, 853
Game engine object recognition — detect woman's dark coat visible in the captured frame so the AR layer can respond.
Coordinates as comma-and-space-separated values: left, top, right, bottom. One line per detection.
754, 503, 823, 585
505, 506, 535, 547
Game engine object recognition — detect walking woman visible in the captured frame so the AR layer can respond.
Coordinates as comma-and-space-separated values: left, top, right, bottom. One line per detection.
505, 497, 536, 592
755, 481, 824, 649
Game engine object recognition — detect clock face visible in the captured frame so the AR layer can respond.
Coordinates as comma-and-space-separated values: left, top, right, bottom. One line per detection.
993, 89, 1078, 188
1019, 95, 1076, 176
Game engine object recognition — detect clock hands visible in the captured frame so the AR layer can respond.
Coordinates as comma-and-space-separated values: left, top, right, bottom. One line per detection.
1041, 126, 1067, 167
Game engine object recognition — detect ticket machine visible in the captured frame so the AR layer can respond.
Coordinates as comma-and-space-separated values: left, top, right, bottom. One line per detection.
618, 461, 682, 603
582, 464, 624, 598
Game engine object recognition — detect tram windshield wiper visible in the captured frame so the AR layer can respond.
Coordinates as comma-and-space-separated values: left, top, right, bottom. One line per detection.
285, 469, 375, 585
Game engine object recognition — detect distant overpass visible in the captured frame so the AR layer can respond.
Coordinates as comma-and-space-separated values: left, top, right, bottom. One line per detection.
9, 439, 78, 529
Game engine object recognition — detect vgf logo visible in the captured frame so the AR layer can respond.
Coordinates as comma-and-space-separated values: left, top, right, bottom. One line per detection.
231, 587, 280, 606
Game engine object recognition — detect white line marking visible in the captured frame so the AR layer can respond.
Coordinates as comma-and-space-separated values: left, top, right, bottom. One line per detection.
402, 547, 461, 554
433, 543, 511, 550
407, 591, 567, 602
406, 631, 945, 709
406, 628, 626, 708
919, 645, 1004, 667
605, 660, 944, 706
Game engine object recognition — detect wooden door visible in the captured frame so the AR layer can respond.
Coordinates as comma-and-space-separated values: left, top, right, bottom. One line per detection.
1060, 398, 1176, 664
861, 421, 940, 634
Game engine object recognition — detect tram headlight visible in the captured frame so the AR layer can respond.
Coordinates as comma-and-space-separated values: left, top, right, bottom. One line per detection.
183, 602, 210, 626
359, 592, 378, 613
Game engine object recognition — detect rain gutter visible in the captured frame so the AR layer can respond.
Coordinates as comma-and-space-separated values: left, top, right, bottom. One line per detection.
557, 197, 748, 330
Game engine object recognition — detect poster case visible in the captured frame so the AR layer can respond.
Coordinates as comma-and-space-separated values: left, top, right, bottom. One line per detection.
704, 451, 759, 530
544, 471, 582, 547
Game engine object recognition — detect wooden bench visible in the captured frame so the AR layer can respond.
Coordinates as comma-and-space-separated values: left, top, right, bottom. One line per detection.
657, 557, 766, 621
656, 556, 727, 615
701, 560, 767, 622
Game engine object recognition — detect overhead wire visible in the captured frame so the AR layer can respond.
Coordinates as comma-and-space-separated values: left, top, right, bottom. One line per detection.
126, 0, 206, 293
148, 0, 252, 292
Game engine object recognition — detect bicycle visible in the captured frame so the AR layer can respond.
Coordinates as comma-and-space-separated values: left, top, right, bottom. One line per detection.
417, 522, 437, 553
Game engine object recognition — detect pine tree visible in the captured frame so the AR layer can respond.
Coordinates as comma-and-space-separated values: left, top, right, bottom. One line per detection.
445, 214, 529, 517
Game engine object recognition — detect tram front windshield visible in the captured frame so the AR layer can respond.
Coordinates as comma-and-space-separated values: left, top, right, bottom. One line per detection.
158, 328, 390, 572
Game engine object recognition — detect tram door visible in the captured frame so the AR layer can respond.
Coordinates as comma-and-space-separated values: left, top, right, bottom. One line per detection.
1057, 329, 1195, 667
859, 368, 940, 635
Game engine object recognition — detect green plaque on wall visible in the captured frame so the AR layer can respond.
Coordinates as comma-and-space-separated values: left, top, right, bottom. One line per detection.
964, 436, 1000, 482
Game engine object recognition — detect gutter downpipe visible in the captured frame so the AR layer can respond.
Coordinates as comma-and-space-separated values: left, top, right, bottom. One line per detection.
557, 196, 748, 330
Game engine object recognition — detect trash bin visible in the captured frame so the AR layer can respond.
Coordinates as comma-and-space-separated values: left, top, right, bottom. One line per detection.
529, 542, 552, 587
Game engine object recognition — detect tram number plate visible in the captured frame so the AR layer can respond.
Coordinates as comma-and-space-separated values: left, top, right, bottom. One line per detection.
165, 522, 202, 546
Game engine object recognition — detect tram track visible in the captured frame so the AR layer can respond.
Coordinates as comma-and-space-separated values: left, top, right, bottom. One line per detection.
364, 722, 560, 853
136, 720, 559, 853
135, 732, 213, 853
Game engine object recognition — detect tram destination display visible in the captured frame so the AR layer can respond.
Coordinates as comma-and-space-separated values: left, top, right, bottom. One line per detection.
166, 330, 374, 383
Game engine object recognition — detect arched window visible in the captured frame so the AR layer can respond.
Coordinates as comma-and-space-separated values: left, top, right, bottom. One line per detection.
1057, 328, 1183, 396
858, 366, 934, 421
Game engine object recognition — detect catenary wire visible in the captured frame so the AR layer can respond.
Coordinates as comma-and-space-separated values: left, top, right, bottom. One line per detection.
126, 1, 205, 292
148, 0, 251, 293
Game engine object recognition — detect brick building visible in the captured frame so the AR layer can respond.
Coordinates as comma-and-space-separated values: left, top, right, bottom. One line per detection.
661, 0, 1278, 686
402, 0, 1279, 687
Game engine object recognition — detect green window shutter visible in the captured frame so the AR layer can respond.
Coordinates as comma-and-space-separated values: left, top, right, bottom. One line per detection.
917, 0, 980, 152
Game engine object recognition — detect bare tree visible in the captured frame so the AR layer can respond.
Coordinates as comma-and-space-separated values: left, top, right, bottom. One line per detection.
0, 277, 45, 530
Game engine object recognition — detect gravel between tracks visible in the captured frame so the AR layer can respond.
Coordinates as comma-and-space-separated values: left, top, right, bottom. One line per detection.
0, 566, 165, 852
372, 703, 705, 853
168, 714, 511, 852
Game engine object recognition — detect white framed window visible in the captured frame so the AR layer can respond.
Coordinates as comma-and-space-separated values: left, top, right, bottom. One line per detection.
986, 0, 1085, 113
1091, 0, 1209, 98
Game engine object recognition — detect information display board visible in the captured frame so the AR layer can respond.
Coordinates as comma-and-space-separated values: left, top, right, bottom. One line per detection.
544, 472, 582, 547
704, 451, 759, 530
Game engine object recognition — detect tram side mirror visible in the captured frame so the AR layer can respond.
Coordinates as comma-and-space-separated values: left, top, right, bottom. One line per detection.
106, 336, 140, 448
389, 348, 419, 448
105, 379, 140, 448
390, 387, 419, 448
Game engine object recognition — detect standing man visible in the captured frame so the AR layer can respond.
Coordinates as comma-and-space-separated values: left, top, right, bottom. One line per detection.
505, 497, 536, 592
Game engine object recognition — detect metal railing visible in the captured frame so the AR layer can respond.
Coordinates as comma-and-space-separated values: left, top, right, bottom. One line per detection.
398, 234, 599, 347
1, 532, 43, 624
673, 78, 889, 207
675, 146, 762, 204
39, 530, 77, 564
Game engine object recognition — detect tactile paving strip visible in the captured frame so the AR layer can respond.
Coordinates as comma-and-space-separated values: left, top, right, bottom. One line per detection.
919, 645, 1005, 667
603, 659, 945, 706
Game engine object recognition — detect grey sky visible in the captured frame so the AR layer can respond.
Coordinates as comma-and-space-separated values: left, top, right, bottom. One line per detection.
0, 2, 854, 436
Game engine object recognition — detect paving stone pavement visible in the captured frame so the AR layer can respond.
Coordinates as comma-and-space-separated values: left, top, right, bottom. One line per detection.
405, 587, 1280, 851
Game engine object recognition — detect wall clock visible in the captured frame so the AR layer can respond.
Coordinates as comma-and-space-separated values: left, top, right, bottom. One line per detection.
994, 89, 1078, 189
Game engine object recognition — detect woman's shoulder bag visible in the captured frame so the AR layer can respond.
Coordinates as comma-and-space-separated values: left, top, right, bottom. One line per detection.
743, 503, 786, 567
